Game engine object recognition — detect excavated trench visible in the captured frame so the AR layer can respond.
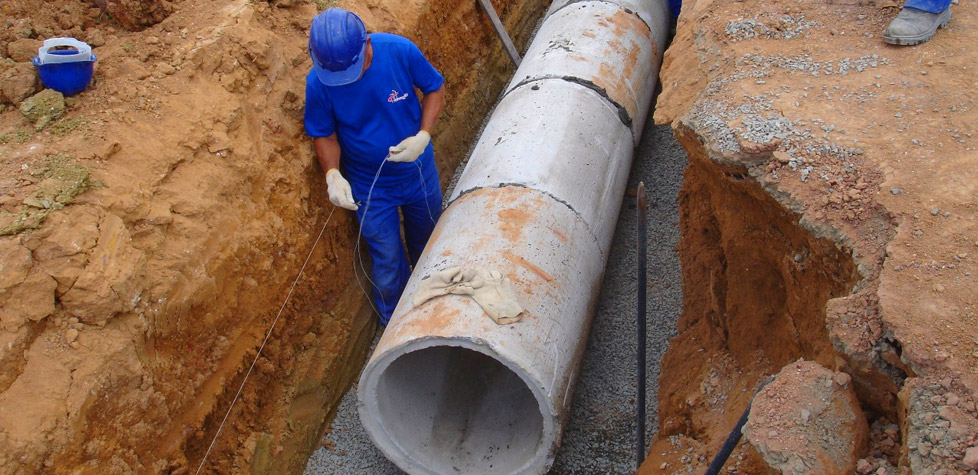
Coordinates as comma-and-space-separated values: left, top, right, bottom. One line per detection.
306, 0, 905, 470
304, 108, 903, 474
180, 0, 557, 472
0, 0, 552, 473
643, 121, 896, 472
0, 0, 928, 473
204, 0, 905, 472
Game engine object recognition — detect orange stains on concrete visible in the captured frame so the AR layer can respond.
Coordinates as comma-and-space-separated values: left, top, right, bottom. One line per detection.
492, 187, 547, 243
527, 191, 548, 208
550, 226, 569, 243
503, 250, 556, 283
493, 185, 524, 207
401, 299, 463, 336
589, 9, 649, 124
467, 236, 493, 255
498, 207, 533, 242
596, 63, 638, 123
606, 8, 636, 32
426, 219, 445, 248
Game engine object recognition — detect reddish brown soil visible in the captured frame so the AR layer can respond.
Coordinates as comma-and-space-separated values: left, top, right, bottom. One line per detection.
0, 0, 547, 472
8, 0, 975, 472
642, 0, 978, 473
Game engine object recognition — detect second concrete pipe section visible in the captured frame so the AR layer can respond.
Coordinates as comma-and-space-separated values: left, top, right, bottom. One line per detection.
357, 1, 669, 473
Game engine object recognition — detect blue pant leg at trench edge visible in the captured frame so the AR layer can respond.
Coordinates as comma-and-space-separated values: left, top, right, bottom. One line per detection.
904, 0, 952, 13
400, 166, 443, 266
353, 182, 411, 326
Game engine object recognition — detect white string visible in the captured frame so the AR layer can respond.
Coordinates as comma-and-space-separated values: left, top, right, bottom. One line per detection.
196, 158, 438, 471
414, 160, 437, 225
195, 206, 336, 475
351, 158, 441, 318
351, 158, 389, 316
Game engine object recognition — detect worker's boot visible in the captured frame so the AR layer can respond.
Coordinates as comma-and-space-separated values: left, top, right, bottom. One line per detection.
883, 7, 951, 45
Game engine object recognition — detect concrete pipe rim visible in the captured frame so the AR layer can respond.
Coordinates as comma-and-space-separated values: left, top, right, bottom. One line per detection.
357, 337, 557, 475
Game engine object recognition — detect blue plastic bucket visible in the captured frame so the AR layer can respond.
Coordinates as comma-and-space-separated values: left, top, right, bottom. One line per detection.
32, 38, 97, 96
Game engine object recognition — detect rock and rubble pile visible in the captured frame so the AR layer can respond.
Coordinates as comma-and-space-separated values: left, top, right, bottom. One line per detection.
743, 360, 868, 474
641, 0, 978, 472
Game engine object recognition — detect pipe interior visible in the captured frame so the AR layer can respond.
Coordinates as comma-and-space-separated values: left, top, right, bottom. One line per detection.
375, 346, 544, 474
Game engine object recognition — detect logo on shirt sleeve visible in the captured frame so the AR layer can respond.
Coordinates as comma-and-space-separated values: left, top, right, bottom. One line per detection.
387, 90, 409, 103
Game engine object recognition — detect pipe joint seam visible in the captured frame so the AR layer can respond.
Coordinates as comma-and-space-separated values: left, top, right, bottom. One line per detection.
506, 75, 634, 131
448, 183, 607, 264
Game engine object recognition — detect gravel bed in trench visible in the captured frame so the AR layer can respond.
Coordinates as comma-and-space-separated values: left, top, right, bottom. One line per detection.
303, 117, 687, 474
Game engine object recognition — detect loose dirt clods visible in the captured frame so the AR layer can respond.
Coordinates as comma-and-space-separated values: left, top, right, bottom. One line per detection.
1, 0, 549, 472
743, 360, 869, 474
0, 154, 92, 235
643, 0, 978, 472
3, 0, 977, 472
903, 377, 978, 473
19, 89, 65, 129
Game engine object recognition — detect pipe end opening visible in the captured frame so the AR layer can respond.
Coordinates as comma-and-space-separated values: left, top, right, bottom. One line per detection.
371, 345, 545, 474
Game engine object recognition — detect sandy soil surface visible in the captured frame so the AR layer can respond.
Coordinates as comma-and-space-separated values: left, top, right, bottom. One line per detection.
0, 0, 548, 472
4, 0, 977, 472
642, 0, 978, 473
2, 1, 375, 472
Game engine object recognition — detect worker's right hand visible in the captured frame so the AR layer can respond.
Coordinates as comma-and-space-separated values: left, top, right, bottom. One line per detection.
387, 130, 430, 163
325, 169, 358, 211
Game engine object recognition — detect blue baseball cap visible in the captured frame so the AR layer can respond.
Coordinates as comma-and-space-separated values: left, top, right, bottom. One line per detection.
309, 8, 367, 86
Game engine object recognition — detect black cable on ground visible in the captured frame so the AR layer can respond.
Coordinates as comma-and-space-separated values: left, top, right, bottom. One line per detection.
636, 182, 648, 468
703, 376, 774, 475
703, 398, 752, 475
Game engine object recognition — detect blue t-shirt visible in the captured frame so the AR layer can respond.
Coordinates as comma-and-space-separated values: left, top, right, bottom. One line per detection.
304, 33, 444, 185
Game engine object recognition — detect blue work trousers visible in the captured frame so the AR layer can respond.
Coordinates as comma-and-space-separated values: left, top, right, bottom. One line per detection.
349, 165, 442, 325
905, 0, 951, 13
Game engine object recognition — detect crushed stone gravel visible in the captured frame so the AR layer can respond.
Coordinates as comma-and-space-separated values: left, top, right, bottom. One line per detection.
304, 116, 687, 474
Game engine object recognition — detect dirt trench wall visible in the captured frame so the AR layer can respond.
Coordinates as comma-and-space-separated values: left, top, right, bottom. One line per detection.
642, 0, 978, 472
0, 0, 548, 473
645, 112, 871, 475
671, 127, 860, 376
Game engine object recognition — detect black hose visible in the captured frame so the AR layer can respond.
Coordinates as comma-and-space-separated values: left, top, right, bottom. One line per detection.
704, 376, 775, 475
636, 182, 648, 468
703, 399, 753, 475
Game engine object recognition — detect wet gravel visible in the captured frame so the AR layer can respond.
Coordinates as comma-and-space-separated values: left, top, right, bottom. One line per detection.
304, 116, 687, 474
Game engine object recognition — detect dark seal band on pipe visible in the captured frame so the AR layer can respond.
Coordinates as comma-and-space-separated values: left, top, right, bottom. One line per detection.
504, 75, 635, 130
504, 0, 667, 144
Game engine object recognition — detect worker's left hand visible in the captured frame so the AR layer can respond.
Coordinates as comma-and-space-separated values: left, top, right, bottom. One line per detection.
387, 130, 430, 162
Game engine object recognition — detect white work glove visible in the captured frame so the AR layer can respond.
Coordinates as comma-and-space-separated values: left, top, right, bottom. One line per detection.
325, 168, 358, 211
387, 130, 430, 163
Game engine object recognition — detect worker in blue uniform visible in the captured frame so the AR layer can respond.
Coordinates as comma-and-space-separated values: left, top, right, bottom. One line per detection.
884, 0, 952, 45
304, 8, 445, 326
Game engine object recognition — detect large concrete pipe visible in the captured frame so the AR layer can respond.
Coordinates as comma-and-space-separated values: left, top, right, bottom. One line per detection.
357, 1, 669, 473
